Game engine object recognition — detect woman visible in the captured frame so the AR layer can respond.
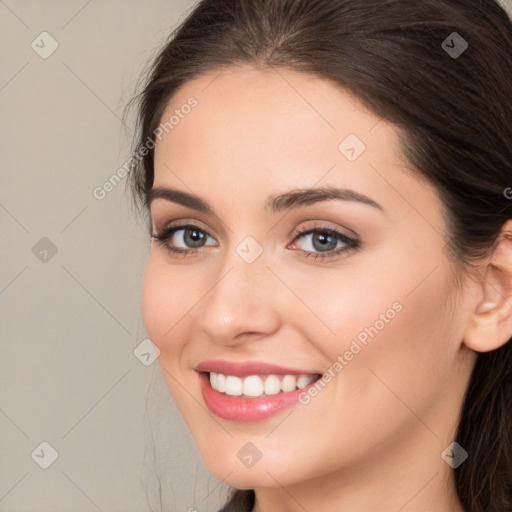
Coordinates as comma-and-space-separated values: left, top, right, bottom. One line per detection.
126, 0, 512, 510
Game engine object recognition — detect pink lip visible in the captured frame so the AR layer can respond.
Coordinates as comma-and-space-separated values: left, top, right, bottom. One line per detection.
195, 359, 318, 377
196, 360, 322, 422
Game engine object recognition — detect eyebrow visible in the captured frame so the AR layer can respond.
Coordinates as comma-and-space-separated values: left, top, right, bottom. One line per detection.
147, 185, 384, 214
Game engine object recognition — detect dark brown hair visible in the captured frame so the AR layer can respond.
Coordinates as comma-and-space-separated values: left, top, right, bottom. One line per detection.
125, 1, 512, 510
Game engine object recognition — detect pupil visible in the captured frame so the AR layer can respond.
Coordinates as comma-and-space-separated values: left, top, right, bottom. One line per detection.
186, 229, 205, 248
313, 233, 336, 252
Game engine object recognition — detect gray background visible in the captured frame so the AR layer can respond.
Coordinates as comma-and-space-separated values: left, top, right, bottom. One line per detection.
1, 1, 511, 511
1, 1, 226, 511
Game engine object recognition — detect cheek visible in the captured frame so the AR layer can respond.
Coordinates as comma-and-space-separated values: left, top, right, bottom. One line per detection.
312, 241, 454, 363
142, 255, 199, 415
141, 253, 187, 355
297, 247, 457, 415
283, 253, 410, 362
330, 262, 456, 433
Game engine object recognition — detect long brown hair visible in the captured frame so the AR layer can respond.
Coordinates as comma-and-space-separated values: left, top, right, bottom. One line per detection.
126, 1, 512, 510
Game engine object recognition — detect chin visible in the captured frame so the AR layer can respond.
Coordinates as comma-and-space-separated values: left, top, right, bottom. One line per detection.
201, 452, 302, 489
213, 470, 284, 490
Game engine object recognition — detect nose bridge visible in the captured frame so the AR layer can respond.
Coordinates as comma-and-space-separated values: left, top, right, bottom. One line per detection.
199, 237, 281, 344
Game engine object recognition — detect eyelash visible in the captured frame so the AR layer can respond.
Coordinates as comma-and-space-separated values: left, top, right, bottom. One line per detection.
151, 222, 360, 261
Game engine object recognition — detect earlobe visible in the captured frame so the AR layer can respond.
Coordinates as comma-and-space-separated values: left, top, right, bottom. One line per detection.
464, 222, 512, 353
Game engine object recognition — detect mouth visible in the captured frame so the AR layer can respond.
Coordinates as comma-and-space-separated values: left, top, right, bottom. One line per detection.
197, 367, 323, 422
205, 371, 322, 398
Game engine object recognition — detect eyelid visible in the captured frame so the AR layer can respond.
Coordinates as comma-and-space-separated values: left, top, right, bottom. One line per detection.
290, 220, 357, 240
152, 217, 217, 238
150, 210, 229, 241
152, 219, 355, 242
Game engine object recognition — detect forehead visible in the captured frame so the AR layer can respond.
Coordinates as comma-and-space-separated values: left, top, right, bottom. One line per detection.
156, 64, 391, 161
151, 65, 443, 230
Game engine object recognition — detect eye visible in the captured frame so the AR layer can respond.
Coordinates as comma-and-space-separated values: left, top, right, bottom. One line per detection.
289, 225, 359, 260
151, 223, 216, 254
151, 221, 360, 261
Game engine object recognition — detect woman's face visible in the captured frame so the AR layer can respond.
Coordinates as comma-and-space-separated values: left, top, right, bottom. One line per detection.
143, 65, 477, 491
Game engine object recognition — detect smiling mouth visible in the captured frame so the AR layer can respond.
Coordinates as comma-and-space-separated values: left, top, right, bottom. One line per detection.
205, 371, 322, 398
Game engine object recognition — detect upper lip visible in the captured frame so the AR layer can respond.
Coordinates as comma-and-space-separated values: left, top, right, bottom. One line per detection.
195, 359, 321, 377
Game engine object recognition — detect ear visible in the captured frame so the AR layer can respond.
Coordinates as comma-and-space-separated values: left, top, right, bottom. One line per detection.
464, 221, 512, 353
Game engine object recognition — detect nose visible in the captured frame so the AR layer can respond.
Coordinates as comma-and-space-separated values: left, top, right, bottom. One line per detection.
199, 246, 281, 347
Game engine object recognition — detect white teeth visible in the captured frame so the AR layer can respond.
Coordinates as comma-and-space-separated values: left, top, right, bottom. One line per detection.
243, 375, 264, 397
297, 374, 315, 389
207, 372, 227, 391
280, 374, 296, 392
216, 373, 226, 392
208, 372, 317, 397
225, 375, 243, 396
264, 375, 281, 395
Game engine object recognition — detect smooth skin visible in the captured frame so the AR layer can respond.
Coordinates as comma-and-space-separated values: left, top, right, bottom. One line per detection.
142, 64, 512, 512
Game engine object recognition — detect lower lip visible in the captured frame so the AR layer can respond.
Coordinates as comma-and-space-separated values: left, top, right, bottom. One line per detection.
198, 372, 319, 422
